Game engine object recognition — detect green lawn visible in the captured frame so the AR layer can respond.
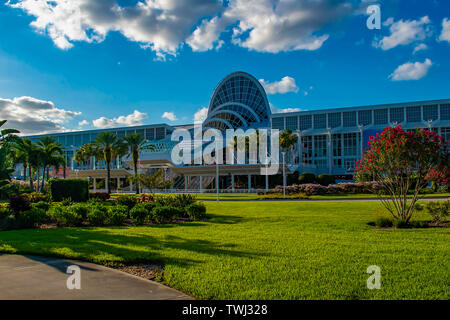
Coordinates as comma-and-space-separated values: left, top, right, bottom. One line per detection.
0, 201, 448, 299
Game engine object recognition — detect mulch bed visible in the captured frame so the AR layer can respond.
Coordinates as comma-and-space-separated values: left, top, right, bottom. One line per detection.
115, 264, 164, 281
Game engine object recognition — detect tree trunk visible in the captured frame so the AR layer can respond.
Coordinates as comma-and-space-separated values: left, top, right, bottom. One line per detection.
63, 163, 66, 179
106, 160, 111, 194
41, 166, 46, 192
134, 160, 139, 194
23, 164, 27, 180
28, 167, 33, 192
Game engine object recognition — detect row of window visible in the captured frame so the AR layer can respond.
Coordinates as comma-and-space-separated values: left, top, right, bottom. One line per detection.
272, 104, 450, 130
29, 127, 166, 147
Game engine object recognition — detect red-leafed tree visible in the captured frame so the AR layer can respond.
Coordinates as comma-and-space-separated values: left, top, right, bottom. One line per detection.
354, 126, 449, 222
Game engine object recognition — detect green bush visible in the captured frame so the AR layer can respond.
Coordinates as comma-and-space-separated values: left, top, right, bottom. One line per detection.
8, 194, 32, 213
32, 201, 50, 212
0, 207, 13, 220
0, 215, 17, 231
425, 200, 449, 223
48, 179, 88, 202
316, 174, 335, 186
107, 205, 128, 225
60, 198, 74, 206
130, 204, 149, 225
28, 192, 50, 203
70, 203, 89, 221
412, 220, 429, 228
115, 195, 138, 210
89, 192, 110, 201
16, 208, 46, 228
298, 172, 316, 184
86, 204, 108, 226
48, 205, 83, 227
186, 203, 207, 221
152, 205, 181, 224
393, 219, 410, 229
374, 216, 393, 228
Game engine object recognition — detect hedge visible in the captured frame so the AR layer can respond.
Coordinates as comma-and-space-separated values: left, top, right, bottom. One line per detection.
48, 179, 89, 202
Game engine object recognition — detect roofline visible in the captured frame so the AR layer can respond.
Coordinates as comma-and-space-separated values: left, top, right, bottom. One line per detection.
271, 98, 450, 118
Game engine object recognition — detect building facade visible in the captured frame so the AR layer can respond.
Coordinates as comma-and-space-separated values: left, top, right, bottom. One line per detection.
19, 71, 450, 191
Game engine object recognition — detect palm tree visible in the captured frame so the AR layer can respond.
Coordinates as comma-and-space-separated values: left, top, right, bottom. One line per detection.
36, 136, 64, 191
123, 133, 148, 194
11, 138, 41, 192
279, 130, 298, 196
0, 120, 20, 147
91, 132, 127, 194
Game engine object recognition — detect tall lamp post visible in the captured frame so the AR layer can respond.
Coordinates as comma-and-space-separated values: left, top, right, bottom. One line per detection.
358, 124, 364, 159
327, 127, 332, 174
216, 158, 219, 201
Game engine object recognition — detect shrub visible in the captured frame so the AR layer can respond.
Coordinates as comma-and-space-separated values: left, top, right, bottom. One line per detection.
0, 207, 13, 220
298, 172, 316, 184
130, 204, 149, 225
16, 208, 46, 228
27, 192, 50, 203
425, 200, 449, 223
48, 205, 83, 227
186, 203, 207, 221
0, 215, 17, 231
86, 204, 108, 226
412, 220, 429, 228
152, 205, 181, 224
115, 195, 138, 210
393, 219, 410, 229
89, 192, 110, 201
48, 179, 88, 202
32, 201, 50, 212
316, 174, 335, 186
374, 216, 393, 228
70, 203, 89, 221
107, 205, 128, 225
137, 194, 154, 203
60, 198, 73, 206
8, 194, 31, 213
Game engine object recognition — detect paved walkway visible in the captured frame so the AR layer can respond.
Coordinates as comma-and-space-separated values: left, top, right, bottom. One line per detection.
0, 254, 192, 300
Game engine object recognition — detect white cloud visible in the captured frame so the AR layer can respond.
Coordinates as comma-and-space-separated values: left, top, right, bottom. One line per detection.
270, 103, 302, 114
193, 107, 208, 123
259, 76, 299, 94
389, 58, 432, 81
92, 110, 147, 128
78, 120, 89, 126
374, 16, 431, 50
439, 18, 450, 43
8, 0, 361, 56
413, 43, 428, 54
162, 111, 177, 121
0, 96, 81, 135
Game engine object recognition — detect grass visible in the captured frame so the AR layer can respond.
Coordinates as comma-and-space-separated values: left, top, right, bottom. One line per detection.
0, 201, 448, 300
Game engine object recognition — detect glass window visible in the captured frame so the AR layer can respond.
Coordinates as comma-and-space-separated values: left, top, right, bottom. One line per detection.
328, 113, 341, 128
406, 106, 421, 122
374, 109, 388, 125
314, 135, 327, 157
441, 127, 450, 144
423, 105, 438, 121
117, 130, 125, 138
286, 116, 298, 130
136, 129, 145, 139
332, 134, 342, 157
440, 104, 450, 120
315, 159, 328, 168
74, 135, 82, 146
271, 118, 284, 130
333, 158, 343, 168
343, 112, 356, 127
358, 110, 372, 126
390, 107, 404, 123
156, 127, 165, 140
82, 134, 90, 145
299, 115, 312, 130
301, 136, 312, 165
146, 128, 155, 140
314, 114, 326, 129
344, 133, 358, 156
66, 135, 74, 146
344, 159, 357, 172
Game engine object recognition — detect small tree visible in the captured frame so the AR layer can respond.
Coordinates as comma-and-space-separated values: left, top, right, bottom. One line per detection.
354, 126, 448, 222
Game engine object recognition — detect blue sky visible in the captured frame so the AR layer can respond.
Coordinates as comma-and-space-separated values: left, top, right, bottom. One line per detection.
0, 0, 449, 135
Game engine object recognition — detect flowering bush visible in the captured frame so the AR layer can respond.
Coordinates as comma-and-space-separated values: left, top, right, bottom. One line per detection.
354, 126, 449, 222
266, 182, 384, 196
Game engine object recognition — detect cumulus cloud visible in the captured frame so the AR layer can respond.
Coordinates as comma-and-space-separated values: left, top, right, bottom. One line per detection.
162, 111, 177, 121
78, 120, 89, 126
193, 107, 208, 123
270, 103, 302, 114
92, 110, 147, 128
439, 18, 450, 43
374, 16, 432, 50
0, 96, 80, 135
259, 76, 299, 94
8, 0, 362, 57
413, 43, 428, 54
389, 58, 432, 81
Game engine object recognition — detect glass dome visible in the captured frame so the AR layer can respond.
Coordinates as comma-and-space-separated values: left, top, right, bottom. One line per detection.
203, 72, 271, 130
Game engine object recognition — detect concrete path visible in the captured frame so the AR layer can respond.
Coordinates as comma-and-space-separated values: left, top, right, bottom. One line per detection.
0, 254, 193, 300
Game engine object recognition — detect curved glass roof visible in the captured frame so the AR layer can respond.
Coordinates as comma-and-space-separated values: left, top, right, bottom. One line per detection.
204, 72, 271, 130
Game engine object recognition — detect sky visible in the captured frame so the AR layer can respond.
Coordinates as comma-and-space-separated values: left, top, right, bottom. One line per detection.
0, 0, 449, 135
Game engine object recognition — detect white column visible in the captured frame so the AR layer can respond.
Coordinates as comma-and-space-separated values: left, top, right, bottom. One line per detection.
265, 173, 269, 191
248, 174, 251, 190
93, 178, 97, 192
117, 177, 120, 192
199, 176, 203, 193
185, 176, 188, 192
231, 174, 235, 192
130, 180, 133, 192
